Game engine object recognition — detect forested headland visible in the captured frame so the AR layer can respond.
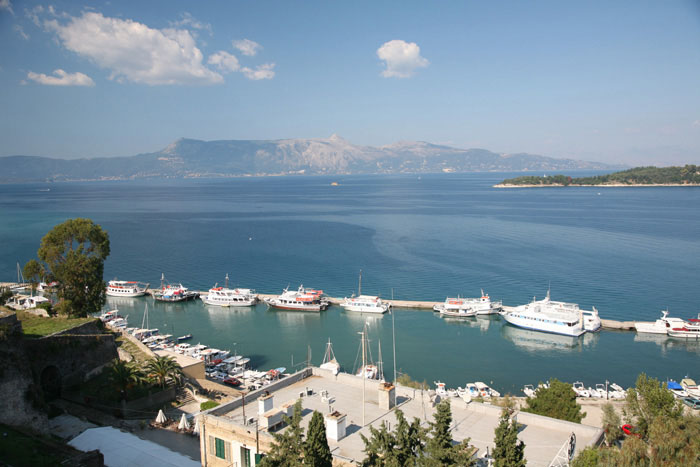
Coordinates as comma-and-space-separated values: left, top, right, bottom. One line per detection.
497, 165, 700, 187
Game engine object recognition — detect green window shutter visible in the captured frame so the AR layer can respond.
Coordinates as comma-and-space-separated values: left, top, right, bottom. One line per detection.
215, 437, 226, 459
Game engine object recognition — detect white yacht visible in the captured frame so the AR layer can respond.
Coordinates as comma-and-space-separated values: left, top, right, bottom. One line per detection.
106, 280, 149, 297
264, 285, 329, 311
341, 270, 390, 313
154, 283, 199, 302
319, 339, 341, 375
500, 290, 599, 337
634, 309, 687, 334
433, 290, 502, 316
201, 274, 257, 306
341, 295, 390, 314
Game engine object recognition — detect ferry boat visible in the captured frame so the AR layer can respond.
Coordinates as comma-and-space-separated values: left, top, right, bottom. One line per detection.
500, 290, 599, 337
634, 309, 687, 334
341, 295, 390, 314
201, 274, 257, 306
432, 290, 502, 316
153, 283, 199, 302
667, 322, 700, 339
106, 280, 149, 297
263, 285, 329, 311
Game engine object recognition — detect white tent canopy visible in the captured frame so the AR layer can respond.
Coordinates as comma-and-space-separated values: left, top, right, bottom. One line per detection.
155, 409, 167, 424
68, 426, 199, 467
193, 417, 200, 435
178, 413, 190, 431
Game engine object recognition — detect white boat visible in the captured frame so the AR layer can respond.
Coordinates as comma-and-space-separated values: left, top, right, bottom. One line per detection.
6, 294, 50, 310
500, 290, 598, 337
634, 309, 687, 334
666, 381, 688, 398
681, 378, 700, 397
264, 285, 329, 311
474, 382, 500, 398
153, 275, 199, 302
341, 271, 390, 314
341, 295, 390, 314
522, 384, 536, 397
319, 339, 341, 375
667, 315, 700, 339
465, 383, 479, 398
587, 386, 602, 398
434, 381, 448, 397
433, 290, 501, 316
572, 381, 590, 398
201, 274, 257, 306
106, 280, 149, 297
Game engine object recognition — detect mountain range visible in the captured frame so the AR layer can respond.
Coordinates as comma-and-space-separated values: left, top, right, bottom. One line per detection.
0, 135, 621, 182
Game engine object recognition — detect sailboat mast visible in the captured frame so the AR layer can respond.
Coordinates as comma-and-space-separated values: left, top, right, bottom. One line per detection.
378, 340, 384, 382
358, 269, 362, 296
361, 326, 366, 426
160, 273, 165, 289
225, 273, 229, 289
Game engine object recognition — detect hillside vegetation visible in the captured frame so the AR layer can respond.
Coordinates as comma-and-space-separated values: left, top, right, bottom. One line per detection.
499, 165, 700, 186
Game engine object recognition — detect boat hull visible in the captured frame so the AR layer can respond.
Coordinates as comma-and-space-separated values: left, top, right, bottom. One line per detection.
106, 290, 147, 297
264, 298, 327, 312
341, 304, 388, 314
202, 297, 257, 307
501, 312, 586, 337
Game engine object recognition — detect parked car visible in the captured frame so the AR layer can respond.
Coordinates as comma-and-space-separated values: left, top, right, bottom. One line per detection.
682, 397, 700, 410
223, 377, 241, 387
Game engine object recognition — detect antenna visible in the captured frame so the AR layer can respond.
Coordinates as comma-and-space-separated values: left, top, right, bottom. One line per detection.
225, 273, 229, 289
160, 273, 165, 289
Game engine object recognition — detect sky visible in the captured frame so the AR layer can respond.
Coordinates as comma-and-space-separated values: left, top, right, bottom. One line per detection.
1, 0, 699, 165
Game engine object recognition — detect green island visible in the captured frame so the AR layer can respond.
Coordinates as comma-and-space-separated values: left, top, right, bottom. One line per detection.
496, 165, 700, 187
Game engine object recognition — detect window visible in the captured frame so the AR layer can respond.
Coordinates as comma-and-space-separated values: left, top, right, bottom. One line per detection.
215, 437, 226, 459
241, 446, 252, 467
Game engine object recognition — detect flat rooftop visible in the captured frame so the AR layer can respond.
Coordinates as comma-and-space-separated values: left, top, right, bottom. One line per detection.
208, 368, 602, 466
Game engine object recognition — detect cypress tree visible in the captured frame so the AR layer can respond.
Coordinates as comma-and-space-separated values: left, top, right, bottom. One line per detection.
422, 400, 477, 466
492, 408, 526, 467
304, 411, 332, 467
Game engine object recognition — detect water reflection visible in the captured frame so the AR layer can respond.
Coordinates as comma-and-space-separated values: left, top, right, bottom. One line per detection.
437, 314, 493, 332
501, 325, 599, 353
634, 332, 700, 355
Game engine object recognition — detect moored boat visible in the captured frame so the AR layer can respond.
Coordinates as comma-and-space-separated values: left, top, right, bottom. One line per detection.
264, 285, 329, 311
154, 283, 199, 302
319, 338, 340, 375
201, 274, 257, 306
634, 309, 687, 334
500, 290, 597, 337
341, 295, 389, 314
106, 280, 149, 297
433, 290, 502, 316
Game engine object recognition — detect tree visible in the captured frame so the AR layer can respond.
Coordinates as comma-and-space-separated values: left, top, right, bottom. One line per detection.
108, 360, 143, 397
601, 403, 623, 446
23, 259, 44, 292
422, 400, 476, 466
0, 287, 13, 306
304, 411, 332, 467
144, 356, 183, 389
523, 378, 585, 423
35, 218, 110, 317
259, 399, 305, 467
492, 407, 526, 467
623, 373, 682, 438
361, 409, 424, 466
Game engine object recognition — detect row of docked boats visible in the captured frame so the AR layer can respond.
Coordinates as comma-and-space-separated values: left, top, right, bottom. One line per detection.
634, 309, 700, 339
434, 381, 501, 401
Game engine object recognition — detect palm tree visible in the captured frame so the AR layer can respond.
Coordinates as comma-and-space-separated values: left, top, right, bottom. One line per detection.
144, 356, 183, 388
108, 360, 144, 397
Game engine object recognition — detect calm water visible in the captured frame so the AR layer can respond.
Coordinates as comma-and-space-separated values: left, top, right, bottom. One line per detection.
1, 173, 699, 393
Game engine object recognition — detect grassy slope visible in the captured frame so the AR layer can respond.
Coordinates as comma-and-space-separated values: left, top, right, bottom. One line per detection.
13, 309, 97, 338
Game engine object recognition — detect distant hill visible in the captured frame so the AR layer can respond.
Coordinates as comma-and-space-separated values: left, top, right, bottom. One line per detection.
496, 166, 700, 187
0, 135, 622, 182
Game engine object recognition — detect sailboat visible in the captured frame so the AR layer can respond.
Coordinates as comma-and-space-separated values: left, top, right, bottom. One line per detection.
355, 322, 383, 380
320, 338, 340, 375
132, 303, 158, 341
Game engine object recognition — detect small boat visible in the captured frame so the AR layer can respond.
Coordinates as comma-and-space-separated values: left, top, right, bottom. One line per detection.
202, 274, 257, 307
439, 307, 476, 318
153, 275, 199, 302
572, 381, 590, 398
319, 339, 340, 375
474, 381, 500, 398
264, 285, 329, 312
341, 271, 390, 314
465, 383, 479, 398
434, 381, 448, 397
433, 290, 502, 316
634, 309, 687, 334
106, 280, 149, 297
666, 380, 688, 398
522, 384, 536, 397
587, 386, 602, 398
681, 378, 700, 397
177, 334, 193, 341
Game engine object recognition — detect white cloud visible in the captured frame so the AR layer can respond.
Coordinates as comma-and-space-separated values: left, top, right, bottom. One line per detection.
241, 63, 275, 80
171, 12, 212, 35
27, 69, 95, 86
376, 39, 429, 78
208, 51, 240, 73
44, 11, 223, 85
693, 120, 700, 128
233, 38, 262, 57
26, 5, 44, 26
0, 0, 14, 15
14, 24, 29, 40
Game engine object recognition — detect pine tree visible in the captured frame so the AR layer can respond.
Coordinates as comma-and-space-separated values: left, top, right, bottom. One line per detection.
492, 408, 526, 467
259, 400, 305, 467
304, 411, 332, 467
360, 409, 424, 466
523, 378, 585, 423
422, 400, 476, 466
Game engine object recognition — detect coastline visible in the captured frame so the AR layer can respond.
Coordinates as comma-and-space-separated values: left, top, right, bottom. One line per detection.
493, 183, 700, 188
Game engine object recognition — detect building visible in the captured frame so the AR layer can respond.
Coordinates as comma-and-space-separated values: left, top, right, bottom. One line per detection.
199, 367, 603, 466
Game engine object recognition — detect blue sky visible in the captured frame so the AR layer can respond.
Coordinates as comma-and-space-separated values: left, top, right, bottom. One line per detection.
1, 0, 699, 165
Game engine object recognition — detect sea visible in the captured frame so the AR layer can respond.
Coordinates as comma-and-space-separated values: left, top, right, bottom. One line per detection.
1, 172, 699, 394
